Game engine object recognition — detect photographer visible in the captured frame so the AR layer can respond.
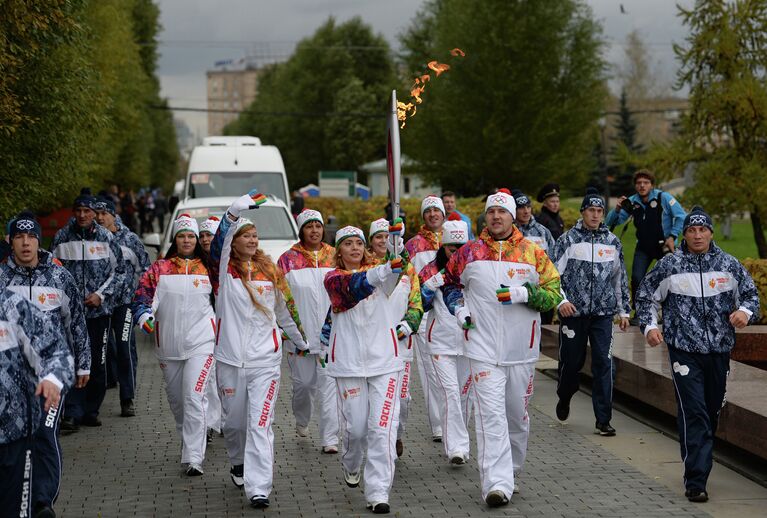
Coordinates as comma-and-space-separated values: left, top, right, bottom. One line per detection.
605, 170, 686, 313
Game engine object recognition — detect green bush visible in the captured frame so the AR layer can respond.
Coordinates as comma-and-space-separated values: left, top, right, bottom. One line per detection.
742, 259, 767, 324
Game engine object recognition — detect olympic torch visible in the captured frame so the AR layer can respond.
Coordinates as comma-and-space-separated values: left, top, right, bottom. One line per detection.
386, 90, 403, 259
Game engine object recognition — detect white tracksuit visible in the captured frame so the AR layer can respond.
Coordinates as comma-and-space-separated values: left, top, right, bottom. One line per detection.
423, 281, 471, 459
134, 256, 216, 467
278, 244, 338, 447
443, 229, 561, 500
211, 215, 307, 499
324, 263, 406, 504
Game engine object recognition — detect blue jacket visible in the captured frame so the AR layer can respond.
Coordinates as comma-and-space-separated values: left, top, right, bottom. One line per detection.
516, 217, 555, 255
551, 220, 631, 317
604, 188, 686, 240
111, 218, 150, 306
51, 219, 125, 318
0, 250, 91, 376
636, 242, 760, 354
0, 289, 73, 444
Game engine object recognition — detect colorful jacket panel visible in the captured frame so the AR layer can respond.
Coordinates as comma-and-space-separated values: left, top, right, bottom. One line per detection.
323, 264, 406, 378
636, 242, 760, 354
52, 219, 125, 318
1, 289, 73, 444
0, 251, 90, 375
133, 256, 215, 360
517, 217, 555, 254
277, 243, 335, 354
443, 228, 562, 366
112, 220, 150, 306
209, 215, 305, 368
550, 220, 630, 317
405, 226, 441, 334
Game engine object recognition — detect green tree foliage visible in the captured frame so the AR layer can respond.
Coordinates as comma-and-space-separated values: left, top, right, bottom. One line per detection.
659, 0, 767, 258
397, 0, 608, 196
610, 89, 643, 195
225, 17, 397, 189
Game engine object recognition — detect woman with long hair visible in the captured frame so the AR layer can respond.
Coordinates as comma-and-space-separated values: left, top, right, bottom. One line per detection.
277, 209, 339, 452
208, 190, 307, 509
367, 218, 423, 459
323, 225, 414, 514
133, 214, 216, 476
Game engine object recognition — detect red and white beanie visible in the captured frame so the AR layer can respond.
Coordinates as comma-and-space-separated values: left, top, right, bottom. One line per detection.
199, 216, 220, 236
173, 214, 199, 238
442, 212, 469, 245
234, 217, 255, 234
485, 188, 516, 217
335, 225, 366, 246
369, 218, 389, 239
421, 195, 445, 216
296, 209, 323, 229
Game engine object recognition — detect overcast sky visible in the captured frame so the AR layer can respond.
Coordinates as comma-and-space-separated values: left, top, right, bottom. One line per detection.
157, 0, 693, 138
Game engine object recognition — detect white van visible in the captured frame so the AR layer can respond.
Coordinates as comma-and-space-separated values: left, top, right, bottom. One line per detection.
185, 136, 291, 206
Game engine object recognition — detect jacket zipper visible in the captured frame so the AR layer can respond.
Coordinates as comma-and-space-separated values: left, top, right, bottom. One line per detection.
589, 231, 595, 315
497, 240, 504, 360
697, 255, 711, 348
27, 268, 33, 301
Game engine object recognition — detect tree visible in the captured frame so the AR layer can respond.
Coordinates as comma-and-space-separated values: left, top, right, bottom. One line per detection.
226, 17, 397, 189
397, 0, 608, 195
665, 0, 767, 258
618, 29, 666, 101
609, 89, 643, 195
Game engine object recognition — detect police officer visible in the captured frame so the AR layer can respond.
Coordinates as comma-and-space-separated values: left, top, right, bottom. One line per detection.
536, 183, 565, 240
636, 207, 759, 503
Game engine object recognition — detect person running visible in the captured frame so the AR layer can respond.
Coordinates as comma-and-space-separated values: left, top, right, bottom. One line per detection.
0, 212, 90, 518
209, 190, 307, 509
0, 288, 73, 518
95, 196, 150, 418
367, 217, 423, 459
52, 190, 124, 429
198, 216, 220, 254
550, 188, 630, 436
133, 214, 215, 477
535, 183, 565, 240
419, 212, 471, 466
443, 188, 562, 507
405, 195, 446, 442
323, 226, 409, 514
277, 209, 339, 453
636, 207, 759, 503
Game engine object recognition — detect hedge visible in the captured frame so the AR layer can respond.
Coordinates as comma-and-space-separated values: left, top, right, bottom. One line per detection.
742, 259, 767, 324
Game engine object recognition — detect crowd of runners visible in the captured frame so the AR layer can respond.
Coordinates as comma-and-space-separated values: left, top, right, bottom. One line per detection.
0, 170, 760, 517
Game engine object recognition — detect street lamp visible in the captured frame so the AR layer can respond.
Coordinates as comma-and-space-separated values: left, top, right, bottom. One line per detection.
598, 116, 610, 211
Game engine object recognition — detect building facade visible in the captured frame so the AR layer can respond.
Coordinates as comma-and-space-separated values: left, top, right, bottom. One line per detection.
206, 68, 260, 136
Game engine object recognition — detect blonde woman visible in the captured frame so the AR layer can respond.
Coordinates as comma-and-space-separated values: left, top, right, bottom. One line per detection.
208, 190, 307, 509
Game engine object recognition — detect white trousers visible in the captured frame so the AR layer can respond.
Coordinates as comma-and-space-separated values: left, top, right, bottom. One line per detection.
413, 334, 442, 436
396, 361, 411, 440
457, 355, 474, 425
428, 354, 471, 459
287, 352, 339, 447
470, 359, 535, 499
160, 354, 213, 466
336, 371, 402, 503
217, 362, 281, 498
205, 365, 222, 432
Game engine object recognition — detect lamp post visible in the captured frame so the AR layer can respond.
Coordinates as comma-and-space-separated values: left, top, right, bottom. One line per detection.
598, 116, 610, 212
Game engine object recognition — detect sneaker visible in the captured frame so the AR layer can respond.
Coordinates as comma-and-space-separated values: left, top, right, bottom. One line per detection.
342, 466, 361, 488
120, 399, 135, 417
396, 439, 403, 458
60, 417, 79, 433
80, 415, 102, 427
250, 495, 270, 509
296, 424, 309, 437
230, 464, 244, 488
185, 464, 204, 476
366, 501, 390, 514
555, 398, 570, 422
594, 421, 616, 436
33, 504, 56, 518
685, 489, 709, 503
485, 489, 509, 507
322, 445, 338, 454
432, 434, 442, 443
206, 429, 213, 444
449, 453, 467, 466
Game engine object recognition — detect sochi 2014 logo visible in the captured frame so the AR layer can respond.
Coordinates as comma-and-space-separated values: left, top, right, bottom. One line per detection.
16, 219, 35, 231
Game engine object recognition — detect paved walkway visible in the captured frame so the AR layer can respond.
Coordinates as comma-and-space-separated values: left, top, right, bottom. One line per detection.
54, 337, 764, 517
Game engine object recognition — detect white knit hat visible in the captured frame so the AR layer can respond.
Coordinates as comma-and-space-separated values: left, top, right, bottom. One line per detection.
173, 214, 199, 237
485, 189, 516, 216
199, 216, 220, 236
335, 226, 366, 246
369, 218, 389, 238
234, 217, 256, 234
442, 214, 469, 245
421, 195, 445, 216
296, 209, 323, 229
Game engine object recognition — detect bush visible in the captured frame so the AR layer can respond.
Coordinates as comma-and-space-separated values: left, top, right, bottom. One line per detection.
742, 259, 767, 324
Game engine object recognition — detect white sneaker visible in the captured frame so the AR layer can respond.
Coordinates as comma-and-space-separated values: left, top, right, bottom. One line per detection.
449, 453, 467, 465
366, 501, 390, 514
432, 433, 443, 443
185, 463, 204, 476
230, 464, 244, 488
342, 466, 361, 487
296, 424, 309, 437
322, 445, 338, 454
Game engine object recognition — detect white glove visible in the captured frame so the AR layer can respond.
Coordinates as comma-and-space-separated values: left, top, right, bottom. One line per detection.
366, 262, 396, 287
228, 189, 265, 218
395, 321, 413, 341
386, 234, 405, 257
137, 312, 155, 334
509, 286, 528, 304
294, 339, 309, 352
423, 271, 445, 292
455, 306, 472, 330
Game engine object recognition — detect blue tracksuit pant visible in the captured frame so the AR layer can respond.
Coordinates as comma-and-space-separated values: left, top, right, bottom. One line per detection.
32, 394, 64, 508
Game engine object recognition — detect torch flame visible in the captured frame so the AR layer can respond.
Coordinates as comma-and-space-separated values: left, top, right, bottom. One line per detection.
397, 48, 464, 128
427, 61, 450, 76
450, 48, 465, 57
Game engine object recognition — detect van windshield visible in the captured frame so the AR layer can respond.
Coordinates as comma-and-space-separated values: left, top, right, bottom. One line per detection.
188, 172, 287, 204
176, 205, 297, 240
